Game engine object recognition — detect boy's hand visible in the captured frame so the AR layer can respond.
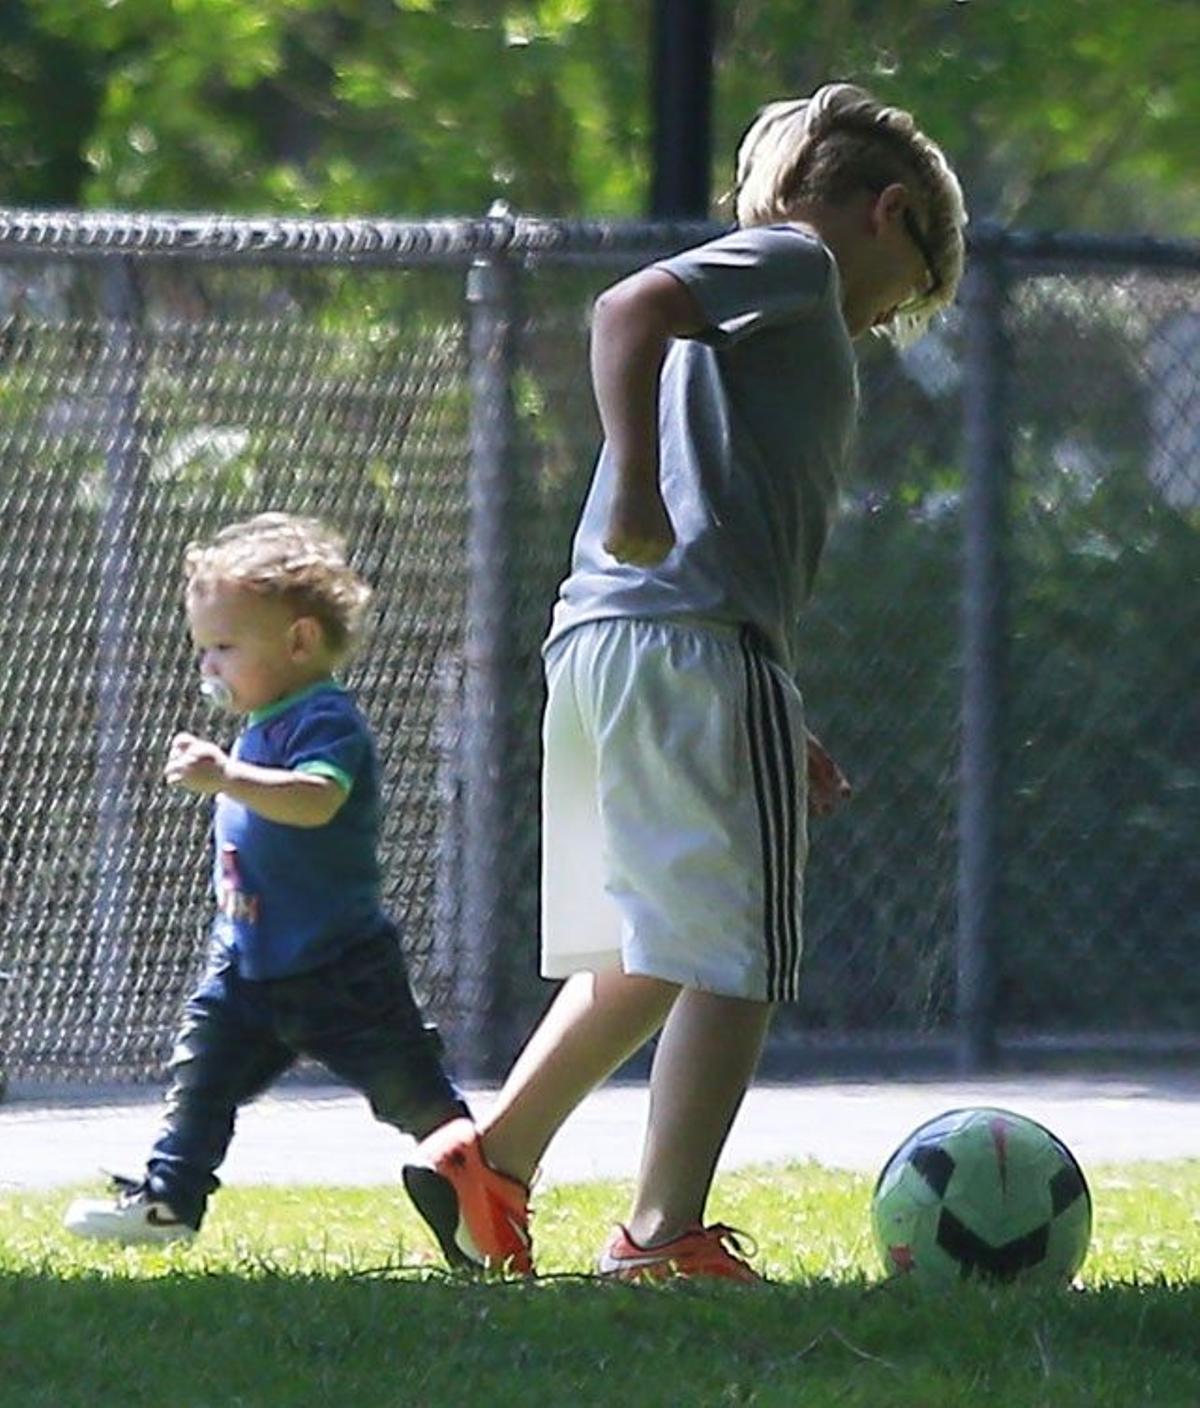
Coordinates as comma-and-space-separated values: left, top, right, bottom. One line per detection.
604, 481, 676, 566
165, 732, 230, 795
806, 731, 852, 819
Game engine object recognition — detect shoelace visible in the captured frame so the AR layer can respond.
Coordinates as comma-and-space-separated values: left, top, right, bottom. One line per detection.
705, 1223, 759, 1263
520, 1165, 541, 1227
105, 1170, 144, 1196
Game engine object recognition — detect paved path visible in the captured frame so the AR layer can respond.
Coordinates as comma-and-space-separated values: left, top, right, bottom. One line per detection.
4, 1072, 1199, 1193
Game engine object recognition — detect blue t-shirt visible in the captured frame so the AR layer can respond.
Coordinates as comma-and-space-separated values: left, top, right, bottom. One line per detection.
211, 680, 388, 979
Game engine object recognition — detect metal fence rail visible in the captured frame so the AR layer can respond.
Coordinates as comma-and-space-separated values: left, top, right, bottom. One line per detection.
0, 211, 1196, 1090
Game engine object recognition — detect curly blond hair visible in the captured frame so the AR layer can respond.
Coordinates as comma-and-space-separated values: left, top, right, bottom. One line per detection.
184, 512, 371, 658
734, 82, 967, 340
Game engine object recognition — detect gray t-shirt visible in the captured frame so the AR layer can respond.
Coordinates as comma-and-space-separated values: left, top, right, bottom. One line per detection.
545, 223, 859, 675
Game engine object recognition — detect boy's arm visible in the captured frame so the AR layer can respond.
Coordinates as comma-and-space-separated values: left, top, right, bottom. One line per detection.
165, 732, 346, 828
805, 729, 852, 819
591, 267, 706, 567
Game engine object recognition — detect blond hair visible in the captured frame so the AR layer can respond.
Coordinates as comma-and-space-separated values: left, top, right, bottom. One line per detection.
735, 83, 966, 339
184, 512, 371, 658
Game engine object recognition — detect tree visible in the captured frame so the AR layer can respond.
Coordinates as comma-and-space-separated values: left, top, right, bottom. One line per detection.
1, 1, 1198, 233
3, 0, 646, 216
717, 0, 1200, 232
0, 2, 104, 205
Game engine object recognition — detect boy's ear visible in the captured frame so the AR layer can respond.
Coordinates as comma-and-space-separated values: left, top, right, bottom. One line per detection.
288, 615, 323, 659
871, 182, 909, 233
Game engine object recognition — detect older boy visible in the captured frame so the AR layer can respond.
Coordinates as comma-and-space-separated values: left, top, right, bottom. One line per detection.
404, 83, 967, 1280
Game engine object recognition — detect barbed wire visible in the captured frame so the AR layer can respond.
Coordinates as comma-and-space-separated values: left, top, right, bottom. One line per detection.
1, 208, 1198, 273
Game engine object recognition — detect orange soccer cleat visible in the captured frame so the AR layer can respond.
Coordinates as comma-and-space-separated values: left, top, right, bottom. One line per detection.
402, 1118, 533, 1276
597, 1222, 763, 1284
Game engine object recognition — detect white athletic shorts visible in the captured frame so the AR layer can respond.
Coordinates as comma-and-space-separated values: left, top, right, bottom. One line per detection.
541, 617, 808, 1003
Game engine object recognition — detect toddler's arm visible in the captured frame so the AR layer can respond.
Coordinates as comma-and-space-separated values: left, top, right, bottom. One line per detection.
591, 267, 705, 566
165, 731, 346, 828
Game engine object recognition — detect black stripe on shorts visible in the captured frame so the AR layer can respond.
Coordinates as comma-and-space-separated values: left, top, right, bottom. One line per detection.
740, 630, 802, 1002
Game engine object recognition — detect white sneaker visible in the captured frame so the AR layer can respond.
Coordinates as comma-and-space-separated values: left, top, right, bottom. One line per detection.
63, 1183, 196, 1245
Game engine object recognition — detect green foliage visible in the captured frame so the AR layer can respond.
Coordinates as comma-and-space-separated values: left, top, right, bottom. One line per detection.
795, 493, 961, 1032
719, 0, 1200, 231
782, 276, 1200, 1038
0, 3, 102, 204
1000, 474, 1200, 1030
1, 1, 1199, 229
993, 282, 1200, 1030
0, 0, 647, 216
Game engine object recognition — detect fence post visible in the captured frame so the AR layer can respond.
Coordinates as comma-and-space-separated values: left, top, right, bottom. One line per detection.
455, 240, 520, 1080
956, 228, 1012, 1073
90, 255, 145, 1062
0, 970, 10, 1101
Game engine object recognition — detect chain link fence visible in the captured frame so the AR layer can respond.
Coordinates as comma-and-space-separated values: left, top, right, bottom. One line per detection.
0, 211, 1195, 1091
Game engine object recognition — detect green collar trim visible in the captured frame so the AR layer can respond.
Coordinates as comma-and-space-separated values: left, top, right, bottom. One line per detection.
247, 678, 342, 727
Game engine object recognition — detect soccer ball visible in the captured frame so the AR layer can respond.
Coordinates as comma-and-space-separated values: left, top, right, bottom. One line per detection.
871, 1106, 1091, 1289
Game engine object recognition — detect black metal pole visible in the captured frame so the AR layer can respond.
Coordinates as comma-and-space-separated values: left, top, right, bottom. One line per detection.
457, 247, 519, 1081
651, 0, 715, 218
956, 231, 1012, 1073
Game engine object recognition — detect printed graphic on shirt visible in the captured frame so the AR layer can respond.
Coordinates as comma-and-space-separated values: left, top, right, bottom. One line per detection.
217, 844, 259, 926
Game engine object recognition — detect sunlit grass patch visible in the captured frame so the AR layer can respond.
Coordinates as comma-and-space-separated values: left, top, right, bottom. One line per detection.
3, 1162, 1200, 1407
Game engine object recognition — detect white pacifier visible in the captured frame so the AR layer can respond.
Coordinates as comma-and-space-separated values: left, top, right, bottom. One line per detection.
199, 676, 235, 712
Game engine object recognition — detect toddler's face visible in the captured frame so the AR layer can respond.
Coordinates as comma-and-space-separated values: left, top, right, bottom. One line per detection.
187, 581, 311, 714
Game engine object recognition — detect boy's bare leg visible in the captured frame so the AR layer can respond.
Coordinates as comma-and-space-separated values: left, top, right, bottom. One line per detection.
480, 968, 678, 1186
625, 989, 774, 1247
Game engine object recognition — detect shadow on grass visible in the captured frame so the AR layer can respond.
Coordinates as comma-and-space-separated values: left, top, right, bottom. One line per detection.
2, 1265, 1200, 1408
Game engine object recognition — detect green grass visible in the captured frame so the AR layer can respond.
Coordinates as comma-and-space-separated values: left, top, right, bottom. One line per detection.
4, 1163, 1200, 1407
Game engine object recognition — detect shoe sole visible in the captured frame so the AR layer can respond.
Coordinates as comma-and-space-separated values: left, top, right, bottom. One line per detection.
63, 1221, 195, 1245
401, 1165, 479, 1272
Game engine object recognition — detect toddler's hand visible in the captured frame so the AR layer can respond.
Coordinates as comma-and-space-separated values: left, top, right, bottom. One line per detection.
165, 732, 230, 795
806, 732, 852, 819
604, 482, 675, 567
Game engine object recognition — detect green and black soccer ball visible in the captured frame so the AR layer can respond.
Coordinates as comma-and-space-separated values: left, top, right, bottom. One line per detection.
871, 1107, 1092, 1288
